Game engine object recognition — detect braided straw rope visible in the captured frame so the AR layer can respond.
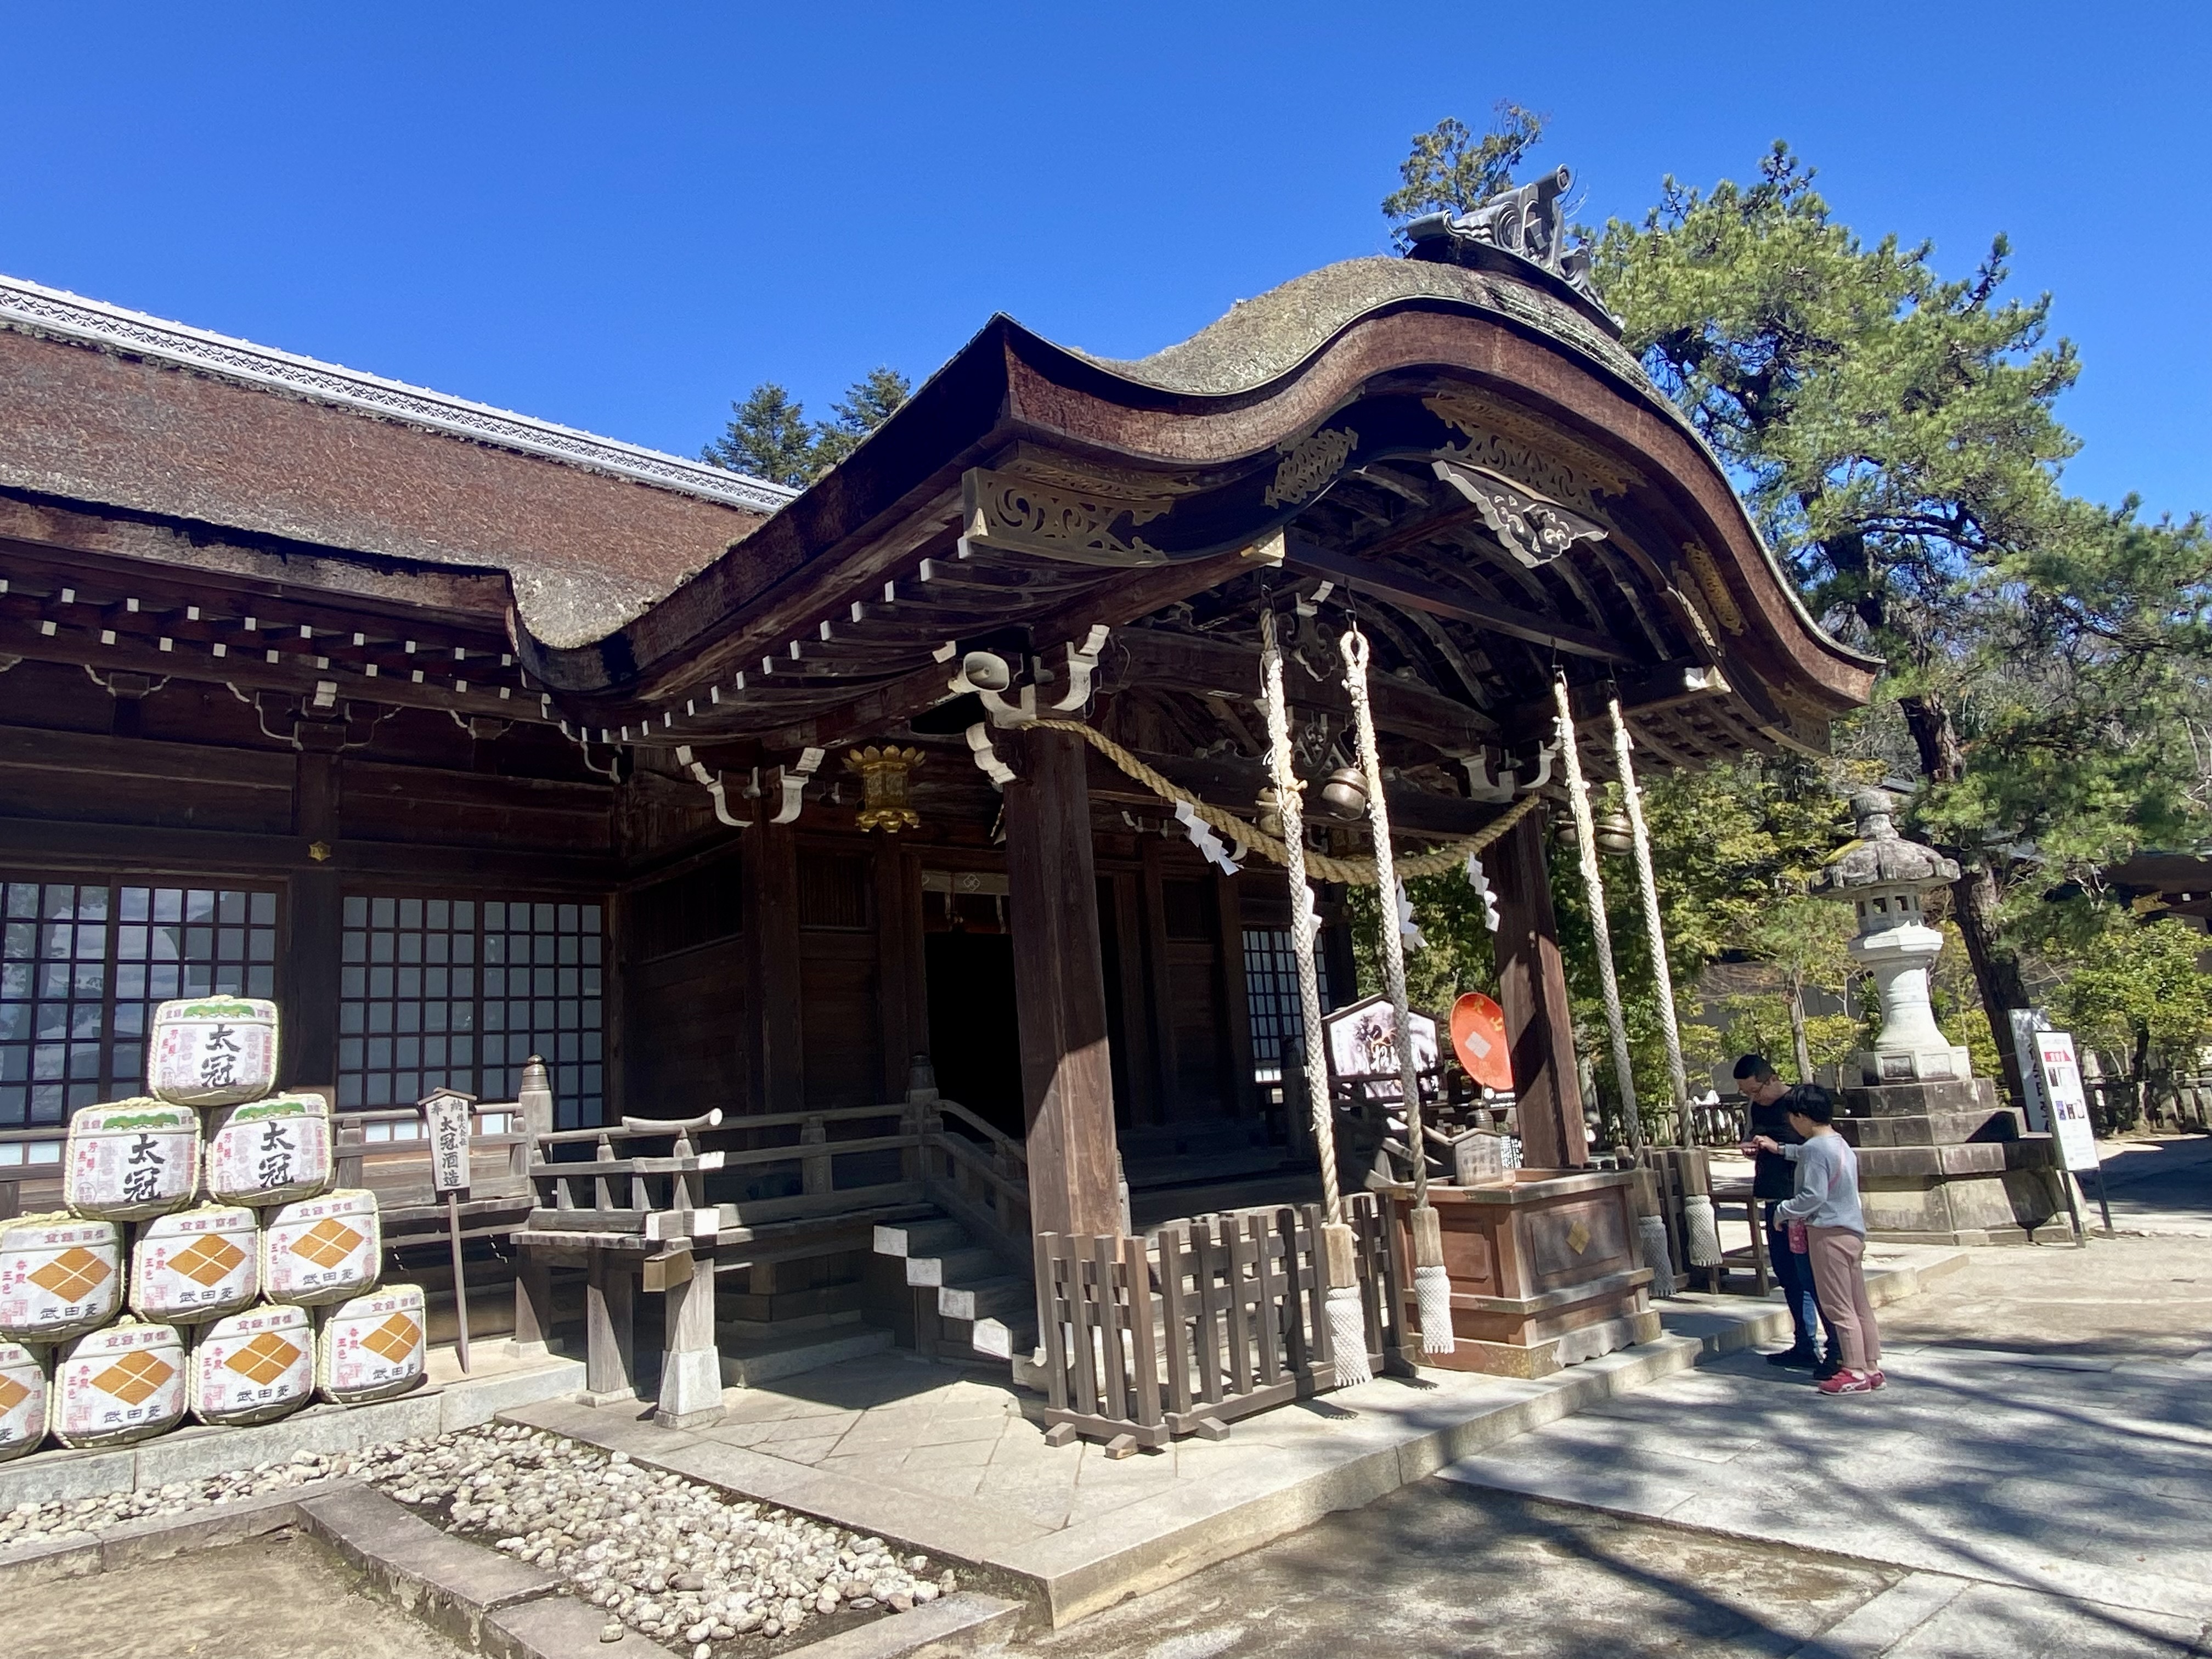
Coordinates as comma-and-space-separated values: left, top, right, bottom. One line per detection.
1258, 609, 1344, 1229
1610, 695, 1685, 1148
1555, 674, 1640, 1144
1261, 610, 1374, 1387
1017, 717, 1541, 885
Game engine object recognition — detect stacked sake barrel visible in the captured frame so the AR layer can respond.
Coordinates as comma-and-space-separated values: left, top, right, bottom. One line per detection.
0, 997, 426, 1462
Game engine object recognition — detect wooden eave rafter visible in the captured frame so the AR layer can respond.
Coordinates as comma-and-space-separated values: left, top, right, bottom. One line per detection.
0, 538, 551, 725
496, 285, 1875, 772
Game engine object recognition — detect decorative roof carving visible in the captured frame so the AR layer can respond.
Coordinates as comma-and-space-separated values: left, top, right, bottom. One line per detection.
0, 273, 795, 515
1433, 460, 1607, 569
1403, 167, 1604, 308
959, 466, 1170, 566
1263, 427, 1357, 507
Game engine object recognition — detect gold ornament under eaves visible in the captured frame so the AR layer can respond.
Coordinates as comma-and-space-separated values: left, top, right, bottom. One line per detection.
847, 746, 926, 833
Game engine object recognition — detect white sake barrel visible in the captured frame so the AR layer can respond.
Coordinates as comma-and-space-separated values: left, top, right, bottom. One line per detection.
189, 1302, 313, 1425
262, 1189, 380, 1307
0, 1215, 123, 1344
0, 1342, 48, 1462
205, 1095, 331, 1207
148, 995, 280, 1108
318, 1284, 426, 1404
51, 1318, 186, 1448
131, 1205, 259, 1324
64, 1099, 201, 1221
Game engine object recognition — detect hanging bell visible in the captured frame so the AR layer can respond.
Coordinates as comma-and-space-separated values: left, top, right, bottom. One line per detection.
1315, 766, 1368, 823
1595, 810, 1634, 857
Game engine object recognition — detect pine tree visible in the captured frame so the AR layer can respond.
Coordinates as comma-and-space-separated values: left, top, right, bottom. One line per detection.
1381, 103, 1548, 235
701, 368, 912, 488
1592, 146, 2212, 1107
700, 382, 816, 489
810, 367, 911, 473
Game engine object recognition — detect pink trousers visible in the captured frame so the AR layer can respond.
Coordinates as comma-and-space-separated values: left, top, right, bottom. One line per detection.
1807, 1226, 1881, 1372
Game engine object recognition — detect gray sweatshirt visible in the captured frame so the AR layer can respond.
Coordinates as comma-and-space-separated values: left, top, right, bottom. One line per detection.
1775, 1133, 1865, 1234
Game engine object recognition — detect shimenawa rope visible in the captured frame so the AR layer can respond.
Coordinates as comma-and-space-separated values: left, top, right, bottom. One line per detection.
1342, 627, 1453, 1357
1017, 717, 1541, 885
1259, 607, 1370, 1386
1610, 696, 1687, 1148
1555, 674, 1640, 1153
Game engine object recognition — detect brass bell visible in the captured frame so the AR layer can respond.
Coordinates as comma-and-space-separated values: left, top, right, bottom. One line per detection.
1316, 766, 1368, 823
1595, 810, 1634, 856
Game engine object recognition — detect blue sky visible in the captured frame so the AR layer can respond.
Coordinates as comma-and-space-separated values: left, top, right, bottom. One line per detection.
1, 2, 2203, 518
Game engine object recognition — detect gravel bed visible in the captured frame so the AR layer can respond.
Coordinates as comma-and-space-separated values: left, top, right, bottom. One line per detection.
1, 1423, 955, 1657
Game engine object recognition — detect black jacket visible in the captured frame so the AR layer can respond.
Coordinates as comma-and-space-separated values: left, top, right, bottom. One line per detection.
1750, 1098, 1805, 1203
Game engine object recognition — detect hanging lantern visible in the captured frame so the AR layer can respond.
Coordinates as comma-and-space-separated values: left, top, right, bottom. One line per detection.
1314, 766, 1368, 823
845, 746, 925, 832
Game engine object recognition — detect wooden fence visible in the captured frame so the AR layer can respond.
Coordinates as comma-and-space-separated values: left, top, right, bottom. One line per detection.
1032, 1193, 1401, 1454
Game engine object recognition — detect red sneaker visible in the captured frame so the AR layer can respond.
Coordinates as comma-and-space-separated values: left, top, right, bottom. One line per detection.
1818, 1368, 1880, 1396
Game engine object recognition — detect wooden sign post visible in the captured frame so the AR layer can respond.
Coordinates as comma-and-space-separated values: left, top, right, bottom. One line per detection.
421, 1088, 477, 1374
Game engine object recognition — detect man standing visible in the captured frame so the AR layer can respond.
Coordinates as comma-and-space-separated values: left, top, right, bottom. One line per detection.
1736, 1054, 1832, 1374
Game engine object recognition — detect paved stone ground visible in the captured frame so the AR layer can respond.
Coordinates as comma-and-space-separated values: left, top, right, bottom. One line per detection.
996, 1483, 1899, 1659
0, 1530, 468, 1658
2092, 1133, 2212, 1238
978, 1169, 2212, 1659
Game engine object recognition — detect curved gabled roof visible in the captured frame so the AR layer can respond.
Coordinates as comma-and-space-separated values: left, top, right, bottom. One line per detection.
512, 251, 1874, 764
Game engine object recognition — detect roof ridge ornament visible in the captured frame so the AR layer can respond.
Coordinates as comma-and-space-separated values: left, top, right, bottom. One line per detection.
1402, 166, 1604, 308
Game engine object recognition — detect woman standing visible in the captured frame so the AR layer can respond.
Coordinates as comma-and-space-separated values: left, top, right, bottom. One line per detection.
1756, 1085, 1883, 1396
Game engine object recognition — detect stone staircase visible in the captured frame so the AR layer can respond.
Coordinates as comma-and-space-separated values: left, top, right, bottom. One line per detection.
873, 1212, 1039, 1376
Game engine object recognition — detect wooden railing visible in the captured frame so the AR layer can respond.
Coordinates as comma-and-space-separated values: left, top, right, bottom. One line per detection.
521, 1089, 1032, 1267
1032, 1193, 1400, 1453
913, 1096, 1030, 1260
0, 1127, 63, 1221
335, 1104, 536, 1216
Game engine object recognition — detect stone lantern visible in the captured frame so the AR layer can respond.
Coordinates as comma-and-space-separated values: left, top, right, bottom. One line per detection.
1802, 788, 2069, 1245
1810, 788, 1971, 1085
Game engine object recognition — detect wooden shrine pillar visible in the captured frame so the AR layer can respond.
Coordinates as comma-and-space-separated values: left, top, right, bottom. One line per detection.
283, 745, 343, 1094
1490, 805, 1588, 1169
746, 819, 804, 1113
1003, 726, 1122, 1239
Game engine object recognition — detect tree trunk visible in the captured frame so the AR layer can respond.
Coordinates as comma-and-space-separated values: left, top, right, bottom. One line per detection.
1948, 862, 2033, 1110
2131, 1023, 2153, 1134
1787, 970, 1814, 1084
1901, 689, 2034, 1111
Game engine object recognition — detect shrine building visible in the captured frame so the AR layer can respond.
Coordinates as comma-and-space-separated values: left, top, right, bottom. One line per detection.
0, 188, 1874, 1396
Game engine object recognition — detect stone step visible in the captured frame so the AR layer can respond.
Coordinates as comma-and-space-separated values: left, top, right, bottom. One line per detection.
939, 1274, 1031, 1323
719, 1324, 893, 1389
873, 1217, 969, 1259
907, 1243, 1000, 1289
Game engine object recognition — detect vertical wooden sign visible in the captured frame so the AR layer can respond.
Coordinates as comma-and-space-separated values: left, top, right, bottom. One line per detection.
420, 1089, 476, 1373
